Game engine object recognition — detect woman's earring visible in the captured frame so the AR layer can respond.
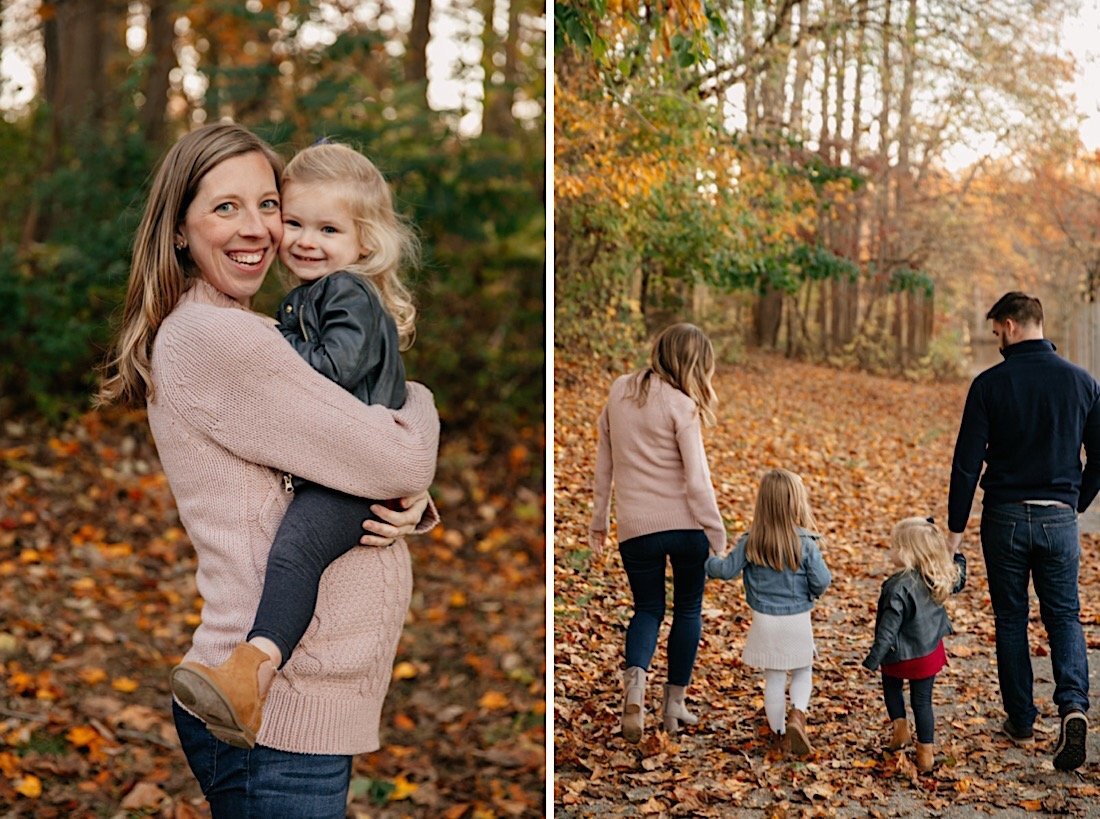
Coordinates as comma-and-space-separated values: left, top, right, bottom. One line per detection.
175, 239, 187, 251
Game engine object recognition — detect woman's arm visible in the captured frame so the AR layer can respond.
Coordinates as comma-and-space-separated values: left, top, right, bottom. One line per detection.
590, 404, 613, 536
671, 396, 727, 555
156, 305, 438, 500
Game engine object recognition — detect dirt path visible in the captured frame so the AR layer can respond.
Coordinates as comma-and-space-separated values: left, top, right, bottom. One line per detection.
554, 355, 1100, 817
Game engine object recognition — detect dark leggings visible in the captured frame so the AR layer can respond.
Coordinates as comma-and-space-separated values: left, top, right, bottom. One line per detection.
882, 673, 936, 744
619, 529, 709, 686
248, 482, 384, 667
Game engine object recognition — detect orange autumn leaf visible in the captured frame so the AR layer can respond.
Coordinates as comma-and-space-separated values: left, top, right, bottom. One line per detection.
111, 677, 139, 693
77, 667, 107, 685
477, 690, 510, 710
392, 662, 418, 680
66, 726, 101, 749
15, 775, 42, 798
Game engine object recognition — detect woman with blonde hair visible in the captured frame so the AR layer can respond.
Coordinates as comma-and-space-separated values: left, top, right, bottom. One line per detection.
863, 517, 967, 772
707, 469, 832, 757
590, 323, 725, 742
98, 123, 439, 815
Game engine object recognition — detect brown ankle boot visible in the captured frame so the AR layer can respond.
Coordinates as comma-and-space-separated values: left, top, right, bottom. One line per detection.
886, 718, 911, 751
171, 643, 271, 748
915, 742, 935, 772
769, 729, 790, 759
787, 709, 813, 756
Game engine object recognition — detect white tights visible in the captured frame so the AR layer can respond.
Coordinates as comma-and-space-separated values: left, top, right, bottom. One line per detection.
763, 666, 813, 734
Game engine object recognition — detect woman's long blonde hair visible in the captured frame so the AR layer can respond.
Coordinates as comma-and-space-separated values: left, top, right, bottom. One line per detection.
97, 123, 284, 407
281, 143, 418, 349
892, 517, 959, 604
745, 469, 817, 572
626, 323, 717, 426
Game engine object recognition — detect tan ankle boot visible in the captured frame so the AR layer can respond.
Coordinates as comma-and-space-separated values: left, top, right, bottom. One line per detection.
171, 643, 271, 748
768, 729, 790, 759
787, 709, 813, 756
886, 718, 911, 751
662, 684, 699, 734
915, 742, 935, 772
622, 667, 646, 743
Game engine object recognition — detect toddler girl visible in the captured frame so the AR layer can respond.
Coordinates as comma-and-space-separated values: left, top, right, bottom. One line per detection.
706, 468, 831, 757
862, 517, 966, 773
170, 142, 422, 747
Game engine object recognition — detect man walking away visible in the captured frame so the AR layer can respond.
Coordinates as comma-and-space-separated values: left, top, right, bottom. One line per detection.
948, 291, 1100, 772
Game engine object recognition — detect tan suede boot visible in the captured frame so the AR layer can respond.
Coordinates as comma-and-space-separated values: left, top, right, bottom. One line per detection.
768, 729, 790, 760
787, 709, 813, 756
915, 742, 935, 772
886, 718, 911, 751
662, 684, 699, 734
622, 667, 646, 743
171, 643, 271, 748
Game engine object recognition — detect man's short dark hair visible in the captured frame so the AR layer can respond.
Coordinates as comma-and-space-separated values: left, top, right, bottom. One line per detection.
986, 291, 1043, 326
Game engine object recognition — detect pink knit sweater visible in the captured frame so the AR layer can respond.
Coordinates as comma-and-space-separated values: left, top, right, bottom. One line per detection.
147, 279, 440, 755
591, 373, 726, 553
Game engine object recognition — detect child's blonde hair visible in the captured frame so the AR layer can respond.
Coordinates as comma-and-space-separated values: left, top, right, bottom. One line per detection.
282, 142, 418, 349
626, 323, 718, 426
891, 517, 960, 604
745, 469, 817, 572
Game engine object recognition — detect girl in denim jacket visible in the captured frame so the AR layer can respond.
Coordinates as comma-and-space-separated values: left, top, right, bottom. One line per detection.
863, 518, 966, 773
706, 469, 831, 757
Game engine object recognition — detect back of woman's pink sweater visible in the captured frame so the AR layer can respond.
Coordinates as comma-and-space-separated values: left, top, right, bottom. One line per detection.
591, 374, 726, 553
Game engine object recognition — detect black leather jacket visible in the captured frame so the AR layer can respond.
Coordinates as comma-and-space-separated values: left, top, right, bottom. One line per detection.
863, 553, 967, 670
276, 271, 406, 410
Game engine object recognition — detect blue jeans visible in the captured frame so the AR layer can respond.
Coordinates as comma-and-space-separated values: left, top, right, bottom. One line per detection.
980, 503, 1090, 728
619, 529, 709, 686
173, 701, 352, 818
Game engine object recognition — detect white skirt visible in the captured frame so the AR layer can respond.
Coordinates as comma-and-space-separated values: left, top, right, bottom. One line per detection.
742, 610, 815, 670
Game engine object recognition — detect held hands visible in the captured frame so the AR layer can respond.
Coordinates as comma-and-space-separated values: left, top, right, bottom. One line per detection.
947, 530, 963, 552
359, 490, 430, 547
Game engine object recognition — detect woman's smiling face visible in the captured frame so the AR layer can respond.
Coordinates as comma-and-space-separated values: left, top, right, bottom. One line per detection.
177, 151, 283, 304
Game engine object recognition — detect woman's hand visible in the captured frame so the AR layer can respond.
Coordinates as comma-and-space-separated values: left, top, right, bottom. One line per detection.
589, 530, 607, 561
359, 491, 431, 547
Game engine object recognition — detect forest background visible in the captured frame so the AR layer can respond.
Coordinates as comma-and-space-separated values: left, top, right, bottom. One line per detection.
0, 0, 545, 816
555, 0, 1100, 374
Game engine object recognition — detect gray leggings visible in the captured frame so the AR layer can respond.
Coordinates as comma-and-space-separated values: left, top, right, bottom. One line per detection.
248, 482, 386, 666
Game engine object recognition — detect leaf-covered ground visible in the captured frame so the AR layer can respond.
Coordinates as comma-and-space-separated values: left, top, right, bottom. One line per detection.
0, 409, 545, 817
554, 354, 1100, 816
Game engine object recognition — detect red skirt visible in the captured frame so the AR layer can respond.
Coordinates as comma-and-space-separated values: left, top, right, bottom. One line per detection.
881, 640, 947, 680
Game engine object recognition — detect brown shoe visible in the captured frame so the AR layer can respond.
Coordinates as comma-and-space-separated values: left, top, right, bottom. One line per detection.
622, 666, 646, 743
788, 709, 813, 756
171, 643, 271, 748
886, 718, 911, 751
915, 741, 935, 772
768, 729, 790, 759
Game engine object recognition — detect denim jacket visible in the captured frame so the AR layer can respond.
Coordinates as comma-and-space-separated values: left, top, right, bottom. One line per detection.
705, 528, 832, 615
862, 553, 967, 670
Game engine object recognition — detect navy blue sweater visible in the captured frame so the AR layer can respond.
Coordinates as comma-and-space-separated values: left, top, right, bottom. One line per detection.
948, 339, 1100, 533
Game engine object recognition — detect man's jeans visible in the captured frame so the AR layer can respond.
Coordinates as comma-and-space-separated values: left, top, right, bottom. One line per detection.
619, 529, 709, 686
980, 503, 1090, 728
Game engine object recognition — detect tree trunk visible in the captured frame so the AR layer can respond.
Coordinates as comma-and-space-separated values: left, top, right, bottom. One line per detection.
754, 285, 784, 348
743, 0, 757, 133
787, 0, 810, 138
141, 0, 176, 145
406, 0, 432, 85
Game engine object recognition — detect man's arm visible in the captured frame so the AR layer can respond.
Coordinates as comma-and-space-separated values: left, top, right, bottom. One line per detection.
1079, 389, 1100, 513
948, 379, 989, 535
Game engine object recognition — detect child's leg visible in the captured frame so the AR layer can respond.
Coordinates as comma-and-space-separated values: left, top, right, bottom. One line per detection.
908, 675, 936, 744
763, 669, 788, 733
248, 482, 382, 671
788, 665, 813, 712
881, 673, 906, 721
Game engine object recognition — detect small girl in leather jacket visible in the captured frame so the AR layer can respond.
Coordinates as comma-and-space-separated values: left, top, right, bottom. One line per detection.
863, 517, 966, 773
706, 468, 831, 758
170, 142, 423, 747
